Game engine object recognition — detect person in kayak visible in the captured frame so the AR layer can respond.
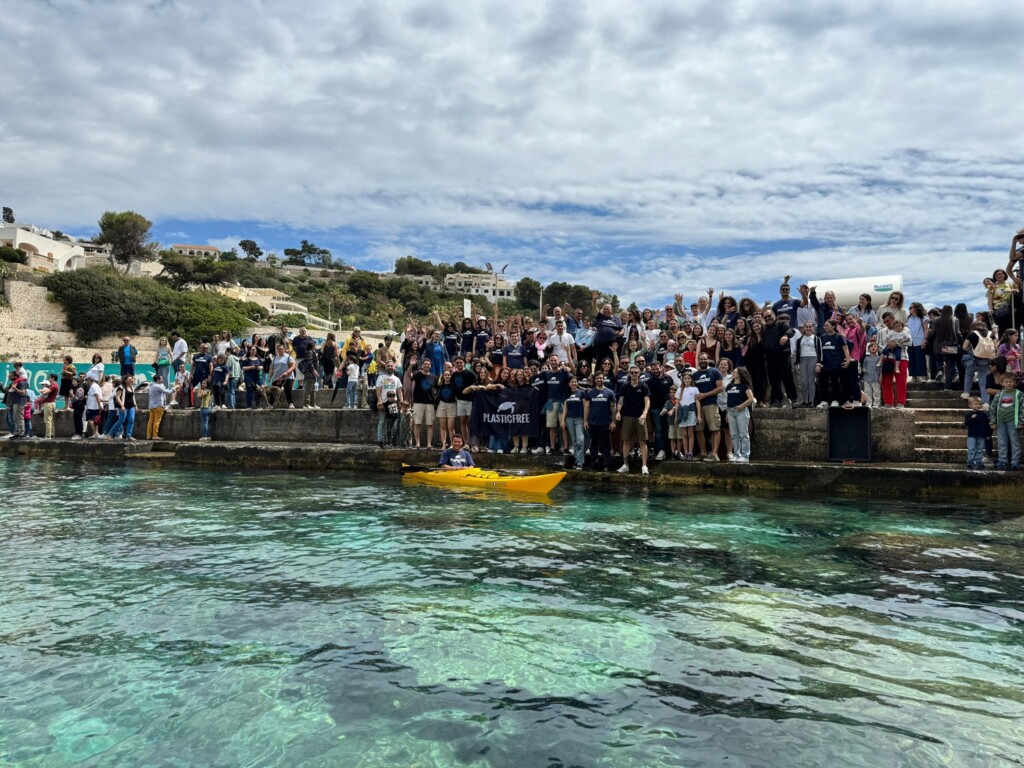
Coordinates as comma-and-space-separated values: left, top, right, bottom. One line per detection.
439, 434, 475, 470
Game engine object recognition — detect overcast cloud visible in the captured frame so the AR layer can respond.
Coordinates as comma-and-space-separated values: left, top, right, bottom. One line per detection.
3, 0, 1023, 308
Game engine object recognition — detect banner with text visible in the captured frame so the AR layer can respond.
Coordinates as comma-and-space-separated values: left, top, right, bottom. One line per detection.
470, 387, 541, 438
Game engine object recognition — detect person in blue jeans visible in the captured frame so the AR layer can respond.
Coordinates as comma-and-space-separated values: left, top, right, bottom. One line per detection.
196, 380, 214, 441
964, 396, 989, 469
561, 376, 587, 469
105, 380, 127, 439
989, 373, 1023, 470
119, 376, 138, 440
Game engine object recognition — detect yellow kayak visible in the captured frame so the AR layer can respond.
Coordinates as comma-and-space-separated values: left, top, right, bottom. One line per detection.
401, 464, 566, 495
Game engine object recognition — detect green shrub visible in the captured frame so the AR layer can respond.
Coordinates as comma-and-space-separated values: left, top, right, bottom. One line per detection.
0, 245, 28, 265
43, 267, 259, 345
266, 312, 309, 327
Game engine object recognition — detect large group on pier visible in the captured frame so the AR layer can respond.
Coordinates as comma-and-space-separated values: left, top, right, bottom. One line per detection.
5, 232, 1024, 468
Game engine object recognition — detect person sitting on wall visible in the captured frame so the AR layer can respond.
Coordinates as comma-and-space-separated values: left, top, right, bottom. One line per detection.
439, 434, 475, 470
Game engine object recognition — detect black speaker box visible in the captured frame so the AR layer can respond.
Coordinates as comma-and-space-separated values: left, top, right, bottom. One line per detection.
826, 407, 871, 462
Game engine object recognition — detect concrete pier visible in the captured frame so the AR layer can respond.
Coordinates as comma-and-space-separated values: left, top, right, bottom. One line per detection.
0, 437, 1020, 501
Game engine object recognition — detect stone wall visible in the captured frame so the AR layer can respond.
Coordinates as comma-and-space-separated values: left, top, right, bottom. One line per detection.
22, 406, 916, 463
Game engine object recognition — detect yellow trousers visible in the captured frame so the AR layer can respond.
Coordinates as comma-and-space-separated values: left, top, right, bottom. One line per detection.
147, 407, 164, 439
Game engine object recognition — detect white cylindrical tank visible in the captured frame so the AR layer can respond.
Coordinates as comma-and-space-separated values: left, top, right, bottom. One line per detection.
804, 275, 904, 308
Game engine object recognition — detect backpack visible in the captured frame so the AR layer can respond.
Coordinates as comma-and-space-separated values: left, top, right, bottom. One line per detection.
973, 332, 996, 360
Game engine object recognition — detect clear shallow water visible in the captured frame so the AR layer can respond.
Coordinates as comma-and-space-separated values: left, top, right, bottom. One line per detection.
1, 461, 1023, 767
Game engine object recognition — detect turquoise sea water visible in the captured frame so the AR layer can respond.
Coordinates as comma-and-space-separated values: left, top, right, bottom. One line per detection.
1, 459, 1023, 767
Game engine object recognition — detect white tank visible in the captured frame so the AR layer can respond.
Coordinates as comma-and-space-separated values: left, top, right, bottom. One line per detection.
804, 275, 904, 309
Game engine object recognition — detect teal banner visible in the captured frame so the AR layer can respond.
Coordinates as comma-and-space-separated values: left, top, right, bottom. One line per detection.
0, 362, 171, 394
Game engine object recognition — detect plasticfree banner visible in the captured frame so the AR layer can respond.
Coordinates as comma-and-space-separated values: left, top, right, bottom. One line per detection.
470, 387, 541, 438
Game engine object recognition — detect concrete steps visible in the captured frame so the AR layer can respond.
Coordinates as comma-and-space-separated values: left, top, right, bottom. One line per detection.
914, 447, 967, 464
907, 381, 974, 465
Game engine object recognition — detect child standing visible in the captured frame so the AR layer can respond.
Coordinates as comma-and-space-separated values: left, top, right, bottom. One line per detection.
383, 390, 401, 447
964, 395, 989, 469
862, 341, 882, 408
345, 355, 360, 409
670, 371, 700, 460
988, 373, 1024, 470
682, 339, 698, 370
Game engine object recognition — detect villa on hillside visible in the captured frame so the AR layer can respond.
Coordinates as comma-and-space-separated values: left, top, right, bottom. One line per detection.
0, 222, 164, 276
170, 243, 221, 258
1, 222, 87, 273
377, 270, 514, 300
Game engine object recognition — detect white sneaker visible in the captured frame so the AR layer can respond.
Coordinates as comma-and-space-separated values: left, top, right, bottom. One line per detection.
532, 447, 545, 455
655, 450, 666, 461
617, 464, 629, 474
288, 404, 295, 409
726, 453, 735, 461
960, 392, 971, 399
817, 402, 828, 408
641, 465, 649, 475
830, 401, 839, 407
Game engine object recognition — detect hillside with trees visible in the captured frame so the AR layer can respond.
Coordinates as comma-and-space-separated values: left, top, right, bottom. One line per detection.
32, 210, 617, 342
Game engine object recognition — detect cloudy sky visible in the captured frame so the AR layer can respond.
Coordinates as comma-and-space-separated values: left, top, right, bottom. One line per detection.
4, 0, 1023, 310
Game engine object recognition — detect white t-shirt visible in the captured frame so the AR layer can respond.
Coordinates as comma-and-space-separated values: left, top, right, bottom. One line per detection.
546, 332, 575, 362
677, 384, 698, 407
346, 362, 360, 380
172, 338, 189, 361
86, 363, 104, 382
376, 373, 402, 402
86, 383, 102, 411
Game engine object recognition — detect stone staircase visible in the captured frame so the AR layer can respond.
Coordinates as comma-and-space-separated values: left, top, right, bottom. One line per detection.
909, 381, 972, 465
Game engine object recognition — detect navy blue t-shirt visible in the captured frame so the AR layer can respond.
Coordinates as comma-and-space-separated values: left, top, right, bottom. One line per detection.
726, 380, 751, 408
474, 330, 490, 354
443, 332, 460, 359
503, 344, 526, 369
594, 314, 623, 345
584, 387, 616, 426
692, 366, 723, 395
530, 374, 548, 408
820, 333, 848, 369
542, 369, 571, 402
191, 353, 213, 384
212, 363, 229, 385
564, 388, 586, 420
439, 448, 475, 468
460, 329, 476, 356
773, 298, 801, 326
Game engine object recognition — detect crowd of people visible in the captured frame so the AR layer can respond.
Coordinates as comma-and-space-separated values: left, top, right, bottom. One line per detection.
4, 231, 1024, 469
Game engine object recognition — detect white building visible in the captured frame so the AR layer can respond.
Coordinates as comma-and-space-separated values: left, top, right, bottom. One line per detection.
443, 272, 514, 300
379, 272, 440, 290
0, 222, 87, 273
170, 243, 221, 258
